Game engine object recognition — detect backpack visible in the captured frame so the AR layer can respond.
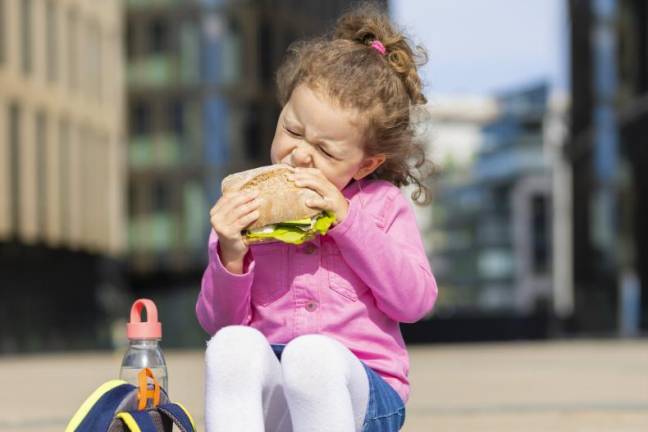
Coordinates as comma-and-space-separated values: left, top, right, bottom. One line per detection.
65, 368, 196, 432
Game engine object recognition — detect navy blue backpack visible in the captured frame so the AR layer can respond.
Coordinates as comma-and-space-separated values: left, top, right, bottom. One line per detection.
65, 368, 196, 432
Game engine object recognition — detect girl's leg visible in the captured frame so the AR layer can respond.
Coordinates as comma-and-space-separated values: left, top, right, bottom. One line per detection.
281, 334, 369, 432
204, 326, 292, 432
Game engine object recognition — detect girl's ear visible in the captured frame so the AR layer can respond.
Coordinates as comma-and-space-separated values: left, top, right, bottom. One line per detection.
353, 154, 386, 180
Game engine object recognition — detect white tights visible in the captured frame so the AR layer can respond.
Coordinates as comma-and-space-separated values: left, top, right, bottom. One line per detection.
204, 326, 369, 432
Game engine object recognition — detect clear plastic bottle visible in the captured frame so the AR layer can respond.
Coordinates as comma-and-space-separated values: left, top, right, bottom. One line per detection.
119, 299, 168, 391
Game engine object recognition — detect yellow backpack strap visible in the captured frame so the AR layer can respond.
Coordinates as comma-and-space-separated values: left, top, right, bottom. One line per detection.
157, 402, 197, 432
116, 410, 160, 432
176, 403, 197, 431
115, 413, 142, 432
65, 380, 129, 432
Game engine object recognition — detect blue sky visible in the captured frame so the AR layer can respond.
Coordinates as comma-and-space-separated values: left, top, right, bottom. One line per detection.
389, 0, 568, 97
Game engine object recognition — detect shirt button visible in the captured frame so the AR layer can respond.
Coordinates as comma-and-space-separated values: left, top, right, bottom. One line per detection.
305, 301, 318, 312
303, 243, 317, 254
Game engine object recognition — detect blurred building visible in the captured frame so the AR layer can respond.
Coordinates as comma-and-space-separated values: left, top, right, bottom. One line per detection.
408, 96, 497, 282
124, 0, 374, 345
0, 0, 125, 351
125, 0, 356, 278
568, 0, 647, 334
431, 82, 553, 314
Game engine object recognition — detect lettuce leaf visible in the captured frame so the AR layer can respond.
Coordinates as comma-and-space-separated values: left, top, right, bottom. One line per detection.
244, 211, 337, 245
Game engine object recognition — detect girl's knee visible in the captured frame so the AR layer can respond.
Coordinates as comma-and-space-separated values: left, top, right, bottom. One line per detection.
206, 326, 268, 372
282, 335, 348, 387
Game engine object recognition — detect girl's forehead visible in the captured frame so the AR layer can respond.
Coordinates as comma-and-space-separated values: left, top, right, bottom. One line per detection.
286, 85, 365, 138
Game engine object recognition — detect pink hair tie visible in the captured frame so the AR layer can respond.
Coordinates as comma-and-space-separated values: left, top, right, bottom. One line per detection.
370, 40, 386, 56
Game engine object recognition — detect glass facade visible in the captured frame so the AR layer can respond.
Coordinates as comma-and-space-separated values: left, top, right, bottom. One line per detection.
432, 83, 552, 313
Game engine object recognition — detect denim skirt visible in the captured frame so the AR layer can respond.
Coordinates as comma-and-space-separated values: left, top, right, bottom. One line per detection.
272, 344, 405, 432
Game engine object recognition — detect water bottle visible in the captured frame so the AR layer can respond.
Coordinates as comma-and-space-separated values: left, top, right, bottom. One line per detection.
119, 298, 168, 391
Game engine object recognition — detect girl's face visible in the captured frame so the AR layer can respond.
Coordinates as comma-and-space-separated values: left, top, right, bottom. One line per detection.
270, 84, 385, 191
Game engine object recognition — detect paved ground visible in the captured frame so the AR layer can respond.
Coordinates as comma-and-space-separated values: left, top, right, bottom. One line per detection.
1, 339, 647, 431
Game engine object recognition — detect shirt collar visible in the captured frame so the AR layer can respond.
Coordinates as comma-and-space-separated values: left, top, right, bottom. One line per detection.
342, 178, 364, 200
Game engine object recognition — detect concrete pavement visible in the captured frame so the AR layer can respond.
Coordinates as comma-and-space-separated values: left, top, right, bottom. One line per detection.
1, 339, 646, 431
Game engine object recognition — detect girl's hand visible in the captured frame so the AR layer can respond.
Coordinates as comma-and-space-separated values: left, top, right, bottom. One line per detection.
288, 168, 349, 224
209, 190, 261, 262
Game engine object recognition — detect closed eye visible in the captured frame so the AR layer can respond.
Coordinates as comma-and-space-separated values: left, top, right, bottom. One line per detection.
319, 146, 334, 158
285, 126, 302, 138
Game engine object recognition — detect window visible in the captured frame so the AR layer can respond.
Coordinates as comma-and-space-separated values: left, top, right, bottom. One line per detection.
94, 26, 102, 101
531, 195, 550, 275
36, 111, 47, 238
169, 99, 185, 137
46, 0, 57, 82
150, 19, 169, 54
258, 20, 272, 84
130, 101, 151, 136
128, 182, 138, 216
0, 0, 6, 65
126, 19, 135, 60
59, 119, 71, 241
9, 104, 21, 236
244, 104, 262, 159
67, 9, 78, 89
87, 21, 101, 100
21, 0, 33, 75
153, 180, 170, 212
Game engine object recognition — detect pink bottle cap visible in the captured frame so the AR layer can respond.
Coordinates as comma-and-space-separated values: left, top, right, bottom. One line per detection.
127, 299, 162, 340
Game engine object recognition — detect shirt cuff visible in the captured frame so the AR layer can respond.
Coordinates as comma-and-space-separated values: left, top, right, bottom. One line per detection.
209, 237, 255, 278
327, 197, 359, 238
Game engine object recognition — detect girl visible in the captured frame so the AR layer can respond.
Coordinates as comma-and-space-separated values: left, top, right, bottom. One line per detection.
197, 4, 437, 431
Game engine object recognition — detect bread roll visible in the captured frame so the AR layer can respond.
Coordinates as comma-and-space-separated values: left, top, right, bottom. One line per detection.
221, 164, 322, 230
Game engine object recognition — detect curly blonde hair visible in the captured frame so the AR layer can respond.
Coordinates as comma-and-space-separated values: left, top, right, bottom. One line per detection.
276, 2, 435, 206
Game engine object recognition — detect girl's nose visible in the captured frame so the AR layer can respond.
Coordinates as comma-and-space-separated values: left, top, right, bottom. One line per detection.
290, 146, 313, 168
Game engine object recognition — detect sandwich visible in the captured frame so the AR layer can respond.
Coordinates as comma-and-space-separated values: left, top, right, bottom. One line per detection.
221, 164, 337, 245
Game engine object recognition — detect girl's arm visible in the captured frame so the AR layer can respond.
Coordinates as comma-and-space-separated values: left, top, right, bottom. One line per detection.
196, 230, 255, 334
327, 187, 437, 323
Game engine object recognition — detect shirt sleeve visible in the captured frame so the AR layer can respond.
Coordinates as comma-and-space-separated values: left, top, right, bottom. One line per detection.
327, 188, 438, 323
195, 229, 255, 335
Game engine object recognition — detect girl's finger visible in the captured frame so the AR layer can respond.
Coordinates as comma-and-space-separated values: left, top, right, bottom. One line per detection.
295, 167, 325, 179
231, 198, 262, 221
221, 190, 259, 214
293, 176, 329, 197
237, 210, 260, 230
305, 196, 331, 212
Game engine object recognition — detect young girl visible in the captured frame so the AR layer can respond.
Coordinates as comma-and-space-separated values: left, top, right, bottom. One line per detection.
196, 4, 437, 431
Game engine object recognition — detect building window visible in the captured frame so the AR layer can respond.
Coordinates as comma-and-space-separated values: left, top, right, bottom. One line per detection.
150, 18, 169, 54
9, 103, 21, 237
169, 99, 185, 137
128, 182, 138, 216
46, 0, 57, 82
244, 104, 262, 159
258, 19, 272, 84
21, 0, 33, 75
86, 21, 102, 101
126, 19, 135, 60
59, 119, 71, 241
153, 180, 170, 212
130, 101, 152, 136
0, 0, 6, 65
67, 9, 78, 90
531, 194, 550, 275
36, 111, 47, 238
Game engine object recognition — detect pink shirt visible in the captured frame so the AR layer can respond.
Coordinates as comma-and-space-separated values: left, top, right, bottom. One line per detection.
196, 178, 438, 402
